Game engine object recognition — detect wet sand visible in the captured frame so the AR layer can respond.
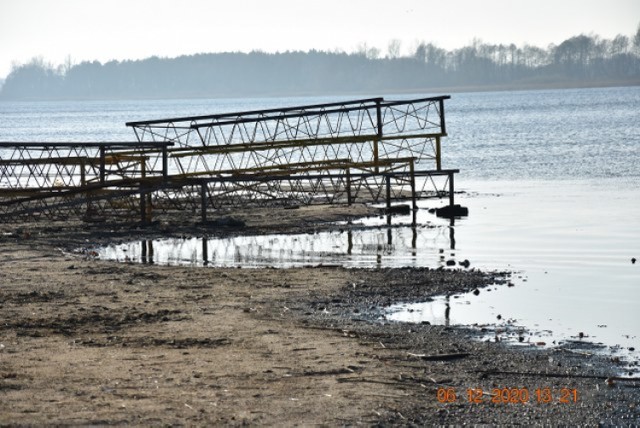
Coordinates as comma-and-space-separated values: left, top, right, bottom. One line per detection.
1, 205, 639, 425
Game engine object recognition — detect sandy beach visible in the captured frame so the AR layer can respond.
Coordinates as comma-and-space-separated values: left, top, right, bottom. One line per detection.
1, 205, 639, 425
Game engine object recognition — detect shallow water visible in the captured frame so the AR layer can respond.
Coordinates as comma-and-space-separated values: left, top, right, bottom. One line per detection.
98, 178, 640, 367
387, 178, 640, 368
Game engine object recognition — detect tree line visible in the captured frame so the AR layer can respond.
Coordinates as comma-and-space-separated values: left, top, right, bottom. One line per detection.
1, 26, 639, 100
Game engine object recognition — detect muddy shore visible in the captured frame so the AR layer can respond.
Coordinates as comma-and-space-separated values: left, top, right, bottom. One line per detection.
1, 205, 639, 425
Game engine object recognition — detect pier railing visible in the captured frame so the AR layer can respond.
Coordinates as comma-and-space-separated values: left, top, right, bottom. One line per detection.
0, 96, 457, 222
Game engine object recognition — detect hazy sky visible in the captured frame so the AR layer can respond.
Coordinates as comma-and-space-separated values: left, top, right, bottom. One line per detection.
1, 0, 638, 79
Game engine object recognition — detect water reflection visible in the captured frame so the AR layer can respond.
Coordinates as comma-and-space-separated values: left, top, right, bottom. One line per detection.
112, 219, 454, 269
445, 296, 451, 327
140, 239, 154, 264
102, 205, 463, 268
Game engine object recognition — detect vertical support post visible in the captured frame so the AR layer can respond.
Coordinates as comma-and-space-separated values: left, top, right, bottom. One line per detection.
439, 98, 447, 135
99, 146, 106, 185
386, 174, 391, 226
435, 136, 442, 171
373, 141, 379, 174
80, 159, 86, 187
162, 144, 168, 181
141, 157, 152, 223
80, 158, 89, 213
448, 171, 455, 207
385, 174, 391, 209
409, 159, 417, 211
374, 99, 383, 174
201, 181, 207, 222
346, 167, 352, 205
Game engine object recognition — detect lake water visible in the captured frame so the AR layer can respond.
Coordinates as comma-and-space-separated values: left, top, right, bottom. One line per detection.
1, 86, 639, 369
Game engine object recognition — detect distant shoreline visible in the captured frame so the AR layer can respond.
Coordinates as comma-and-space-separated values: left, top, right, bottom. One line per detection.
1, 79, 639, 102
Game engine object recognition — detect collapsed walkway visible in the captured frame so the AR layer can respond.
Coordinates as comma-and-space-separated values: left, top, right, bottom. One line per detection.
0, 96, 457, 222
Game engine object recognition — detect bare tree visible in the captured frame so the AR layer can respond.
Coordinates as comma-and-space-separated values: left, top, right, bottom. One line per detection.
611, 35, 629, 56
356, 42, 380, 60
386, 39, 402, 59
413, 42, 427, 63
633, 22, 640, 55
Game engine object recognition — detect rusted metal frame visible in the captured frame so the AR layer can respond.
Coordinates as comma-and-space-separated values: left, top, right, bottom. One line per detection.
365, 157, 415, 173
256, 145, 294, 171
204, 178, 283, 206
0, 186, 144, 221
2, 166, 443, 218
0, 156, 89, 166
129, 124, 194, 146
0, 178, 153, 206
2, 97, 453, 221
409, 170, 459, 203
167, 134, 377, 157
2, 170, 195, 204
101, 149, 170, 179
226, 158, 354, 176
0, 142, 172, 189
189, 168, 457, 187
126, 98, 384, 128
195, 112, 378, 147
0, 153, 145, 167
55, 154, 81, 188
377, 132, 446, 142
190, 104, 382, 131
181, 146, 320, 178
199, 175, 308, 208
173, 157, 417, 182
377, 139, 431, 163
376, 95, 451, 108
0, 158, 82, 188
380, 104, 446, 136
0, 142, 173, 153
192, 114, 377, 151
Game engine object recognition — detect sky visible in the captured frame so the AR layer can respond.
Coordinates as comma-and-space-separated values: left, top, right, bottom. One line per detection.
0, 0, 638, 79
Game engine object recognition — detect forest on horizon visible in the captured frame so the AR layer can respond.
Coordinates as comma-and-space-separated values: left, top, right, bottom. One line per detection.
1, 27, 640, 100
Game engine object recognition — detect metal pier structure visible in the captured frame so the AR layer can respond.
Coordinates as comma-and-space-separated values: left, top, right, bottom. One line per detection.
0, 96, 458, 223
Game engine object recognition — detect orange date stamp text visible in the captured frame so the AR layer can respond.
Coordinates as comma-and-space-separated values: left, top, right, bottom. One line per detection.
436, 387, 578, 404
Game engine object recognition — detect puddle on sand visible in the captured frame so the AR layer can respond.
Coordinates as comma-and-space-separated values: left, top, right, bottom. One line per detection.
98, 217, 457, 269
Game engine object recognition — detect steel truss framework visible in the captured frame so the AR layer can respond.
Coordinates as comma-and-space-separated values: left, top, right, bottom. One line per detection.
0, 96, 457, 222
0, 142, 171, 221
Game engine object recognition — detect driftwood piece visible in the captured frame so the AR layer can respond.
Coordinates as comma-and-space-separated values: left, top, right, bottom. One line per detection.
408, 352, 470, 361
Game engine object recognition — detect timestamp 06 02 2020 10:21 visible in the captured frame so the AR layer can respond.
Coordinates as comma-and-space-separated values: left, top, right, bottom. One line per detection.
436, 387, 579, 405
